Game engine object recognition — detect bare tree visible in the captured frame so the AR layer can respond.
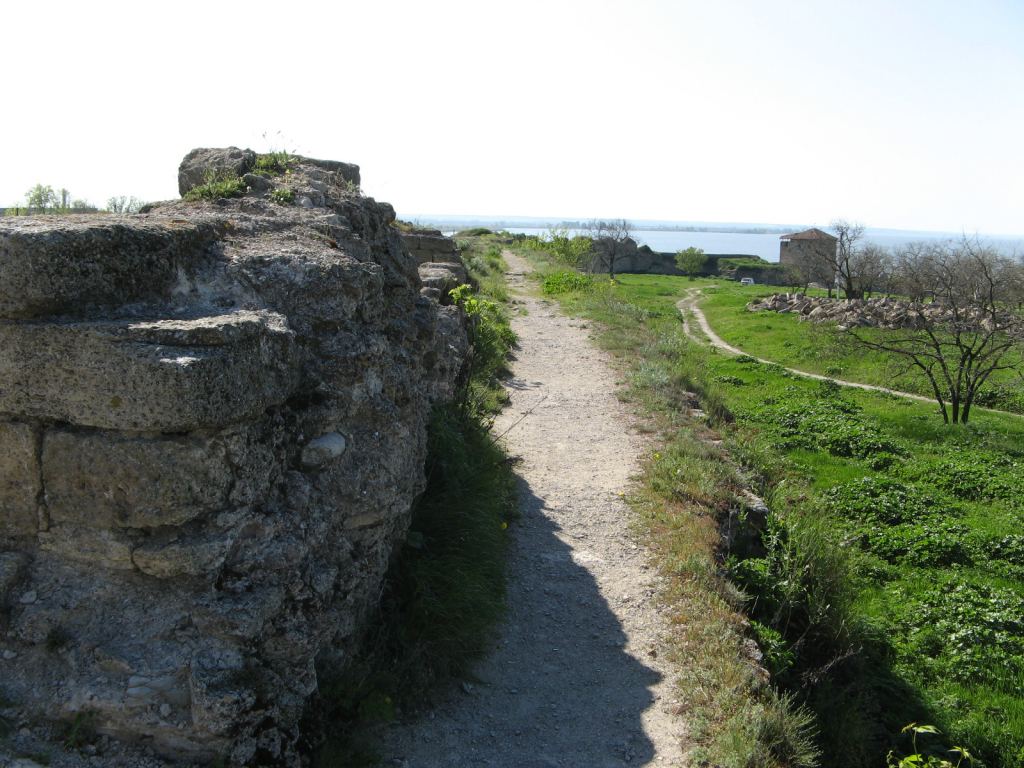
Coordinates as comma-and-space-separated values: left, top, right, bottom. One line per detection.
845, 238, 1024, 424
828, 219, 868, 299
853, 243, 892, 298
585, 219, 634, 280
106, 196, 147, 214
891, 241, 936, 302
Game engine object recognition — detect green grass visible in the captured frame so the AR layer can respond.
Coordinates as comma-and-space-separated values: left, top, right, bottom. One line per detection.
182, 170, 246, 201
254, 150, 295, 176
695, 279, 1024, 413
516, 264, 1024, 767
459, 235, 511, 304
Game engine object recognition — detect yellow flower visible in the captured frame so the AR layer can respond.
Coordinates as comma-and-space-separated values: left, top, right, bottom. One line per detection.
501, 521, 508, 530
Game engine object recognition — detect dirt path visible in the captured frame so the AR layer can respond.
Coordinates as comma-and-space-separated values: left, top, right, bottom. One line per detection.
676, 286, 938, 404
378, 252, 686, 767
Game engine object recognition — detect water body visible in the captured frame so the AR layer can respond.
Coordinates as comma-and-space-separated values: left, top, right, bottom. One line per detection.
501, 227, 1023, 264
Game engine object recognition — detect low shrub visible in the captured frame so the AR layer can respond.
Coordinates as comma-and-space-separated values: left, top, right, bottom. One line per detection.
895, 579, 1024, 693
541, 270, 594, 295
861, 519, 972, 567
825, 477, 940, 525
903, 452, 1022, 503
270, 187, 295, 205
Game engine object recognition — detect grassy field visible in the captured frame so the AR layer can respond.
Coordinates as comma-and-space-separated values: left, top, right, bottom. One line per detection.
525, 261, 1024, 768
695, 279, 1024, 414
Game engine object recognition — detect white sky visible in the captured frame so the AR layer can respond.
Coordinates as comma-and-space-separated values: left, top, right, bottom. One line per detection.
2, 0, 1022, 235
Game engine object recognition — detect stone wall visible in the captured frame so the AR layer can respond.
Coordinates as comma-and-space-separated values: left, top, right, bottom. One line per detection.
0, 149, 468, 764
399, 227, 469, 304
400, 227, 460, 266
582, 238, 791, 283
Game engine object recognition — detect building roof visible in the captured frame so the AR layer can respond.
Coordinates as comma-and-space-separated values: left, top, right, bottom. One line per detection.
780, 227, 837, 241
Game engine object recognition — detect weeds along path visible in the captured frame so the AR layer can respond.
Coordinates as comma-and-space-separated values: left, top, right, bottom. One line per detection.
378, 251, 687, 767
677, 286, 939, 405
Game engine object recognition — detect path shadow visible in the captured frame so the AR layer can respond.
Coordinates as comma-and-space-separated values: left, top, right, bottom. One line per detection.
382, 473, 669, 768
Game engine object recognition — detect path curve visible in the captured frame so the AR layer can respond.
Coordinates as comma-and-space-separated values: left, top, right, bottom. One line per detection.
377, 252, 686, 767
677, 287, 938, 405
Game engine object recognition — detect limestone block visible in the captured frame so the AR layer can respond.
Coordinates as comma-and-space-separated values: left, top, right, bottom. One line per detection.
0, 422, 39, 537
418, 263, 468, 303
298, 157, 360, 188
0, 310, 298, 431
38, 526, 135, 570
132, 530, 236, 579
0, 217, 224, 319
43, 430, 233, 530
178, 147, 256, 196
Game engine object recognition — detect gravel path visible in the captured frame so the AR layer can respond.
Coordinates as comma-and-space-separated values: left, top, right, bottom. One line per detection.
377, 252, 686, 767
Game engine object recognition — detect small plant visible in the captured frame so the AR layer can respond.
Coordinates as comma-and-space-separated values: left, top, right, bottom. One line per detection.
63, 711, 96, 749
887, 724, 974, 768
253, 150, 294, 176
183, 170, 246, 201
270, 187, 295, 205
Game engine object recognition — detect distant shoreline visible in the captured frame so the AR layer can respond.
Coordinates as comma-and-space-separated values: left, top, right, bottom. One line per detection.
400, 215, 1024, 242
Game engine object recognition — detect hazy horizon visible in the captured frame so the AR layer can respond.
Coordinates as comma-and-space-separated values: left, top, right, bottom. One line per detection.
400, 213, 1024, 241
2, 1, 1021, 235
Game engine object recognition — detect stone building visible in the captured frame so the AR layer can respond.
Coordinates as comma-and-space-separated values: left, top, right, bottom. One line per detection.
779, 227, 837, 268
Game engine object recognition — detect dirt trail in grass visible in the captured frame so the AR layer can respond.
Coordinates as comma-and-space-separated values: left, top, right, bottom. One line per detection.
677, 286, 938, 404
378, 252, 686, 767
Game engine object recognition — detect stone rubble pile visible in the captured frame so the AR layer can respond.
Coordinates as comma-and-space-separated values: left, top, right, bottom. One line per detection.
0, 148, 469, 764
748, 293, 960, 330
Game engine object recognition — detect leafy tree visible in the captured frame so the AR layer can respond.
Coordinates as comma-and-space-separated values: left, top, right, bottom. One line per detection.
25, 183, 58, 212
675, 246, 707, 280
540, 227, 593, 266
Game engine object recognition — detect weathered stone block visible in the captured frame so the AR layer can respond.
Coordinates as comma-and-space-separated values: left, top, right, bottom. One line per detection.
132, 530, 236, 579
37, 526, 135, 570
0, 422, 39, 537
0, 217, 224, 319
178, 147, 256, 196
0, 310, 298, 431
43, 430, 233, 530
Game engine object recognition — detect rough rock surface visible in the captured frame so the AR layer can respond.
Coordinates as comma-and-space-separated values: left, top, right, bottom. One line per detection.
748, 292, 966, 329
0, 150, 468, 764
399, 227, 460, 266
